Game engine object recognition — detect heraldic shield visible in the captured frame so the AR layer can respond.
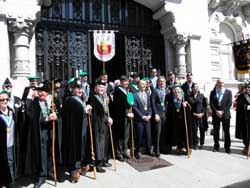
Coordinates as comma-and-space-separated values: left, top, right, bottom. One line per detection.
233, 40, 250, 74
93, 30, 115, 62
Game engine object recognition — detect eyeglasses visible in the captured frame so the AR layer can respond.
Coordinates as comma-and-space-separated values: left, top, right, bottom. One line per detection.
3, 86, 12, 89
0, 98, 9, 102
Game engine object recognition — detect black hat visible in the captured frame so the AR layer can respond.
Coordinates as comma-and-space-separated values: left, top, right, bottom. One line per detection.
95, 79, 106, 86
2, 78, 12, 87
36, 80, 51, 92
54, 78, 62, 83
70, 78, 82, 88
120, 75, 129, 81
186, 72, 193, 76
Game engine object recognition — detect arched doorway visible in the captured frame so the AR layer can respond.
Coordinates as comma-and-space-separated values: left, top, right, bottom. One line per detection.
36, 0, 165, 82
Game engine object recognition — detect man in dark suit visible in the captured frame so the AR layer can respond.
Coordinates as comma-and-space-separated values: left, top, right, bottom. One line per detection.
151, 76, 170, 156
112, 75, 134, 161
133, 79, 154, 159
209, 79, 232, 154
181, 72, 195, 97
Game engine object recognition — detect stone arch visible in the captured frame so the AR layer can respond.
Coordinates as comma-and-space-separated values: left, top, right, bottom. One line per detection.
222, 18, 243, 42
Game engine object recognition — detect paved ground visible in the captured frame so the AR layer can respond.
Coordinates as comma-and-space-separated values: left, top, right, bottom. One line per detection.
17, 126, 250, 188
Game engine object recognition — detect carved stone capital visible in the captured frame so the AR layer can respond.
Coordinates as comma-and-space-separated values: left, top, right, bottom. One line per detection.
7, 16, 36, 36
37, 0, 52, 7
242, 3, 250, 18
220, 0, 240, 17
169, 34, 188, 46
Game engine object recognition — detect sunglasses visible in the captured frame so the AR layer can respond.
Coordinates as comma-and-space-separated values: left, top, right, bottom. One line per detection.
0, 98, 9, 102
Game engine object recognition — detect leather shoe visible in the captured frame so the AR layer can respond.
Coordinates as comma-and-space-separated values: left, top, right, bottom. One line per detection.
116, 155, 125, 162
225, 149, 231, 154
96, 166, 106, 173
80, 165, 90, 175
103, 161, 112, 167
213, 147, 219, 152
123, 152, 130, 159
155, 151, 160, 157
70, 171, 80, 183
135, 152, 141, 159
7, 182, 21, 188
33, 177, 45, 188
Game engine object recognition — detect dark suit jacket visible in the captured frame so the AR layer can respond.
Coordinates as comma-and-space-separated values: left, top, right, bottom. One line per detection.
182, 82, 195, 96
151, 88, 169, 117
133, 92, 152, 123
209, 88, 232, 121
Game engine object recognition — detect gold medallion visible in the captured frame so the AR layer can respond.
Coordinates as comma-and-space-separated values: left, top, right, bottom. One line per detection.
144, 106, 148, 111
176, 109, 180, 112
161, 102, 164, 106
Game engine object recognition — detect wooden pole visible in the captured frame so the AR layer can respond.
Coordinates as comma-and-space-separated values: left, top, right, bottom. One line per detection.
183, 104, 191, 158
109, 126, 116, 171
130, 107, 135, 159
51, 80, 57, 186
87, 113, 97, 179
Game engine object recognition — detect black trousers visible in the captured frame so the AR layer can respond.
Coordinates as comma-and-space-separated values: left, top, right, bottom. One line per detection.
153, 113, 167, 153
193, 118, 205, 146
135, 121, 152, 153
39, 129, 52, 177
213, 118, 231, 150
115, 118, 130, 156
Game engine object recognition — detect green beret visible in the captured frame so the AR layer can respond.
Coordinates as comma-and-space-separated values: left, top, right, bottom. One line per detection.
171, 84, 182, 89
79, 71, 88, 76
0, 90, 9, 95
142, 77, 149, 81
27, 75, 40, 81
67, 77, 75, 84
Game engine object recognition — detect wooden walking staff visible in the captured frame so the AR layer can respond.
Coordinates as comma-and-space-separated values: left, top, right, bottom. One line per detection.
51, 80, 57, 186
127, 92, 135, 159
183, 102, 191, 158
87, 113, 97, 179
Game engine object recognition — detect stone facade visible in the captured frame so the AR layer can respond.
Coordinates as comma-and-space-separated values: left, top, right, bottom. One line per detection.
0, 0, 249, 97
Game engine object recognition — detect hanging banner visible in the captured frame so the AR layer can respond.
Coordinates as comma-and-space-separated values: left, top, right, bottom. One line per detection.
232, 40, 250, 74
93, 30, 115, 62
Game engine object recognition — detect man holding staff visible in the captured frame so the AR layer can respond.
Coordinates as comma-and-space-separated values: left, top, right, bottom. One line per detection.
62, 78, 92, 183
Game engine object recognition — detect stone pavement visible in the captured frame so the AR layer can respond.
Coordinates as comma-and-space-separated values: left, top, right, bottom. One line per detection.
19, 130, 250, 188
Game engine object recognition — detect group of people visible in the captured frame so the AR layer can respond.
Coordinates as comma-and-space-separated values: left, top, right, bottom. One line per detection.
0, 68, 250, 188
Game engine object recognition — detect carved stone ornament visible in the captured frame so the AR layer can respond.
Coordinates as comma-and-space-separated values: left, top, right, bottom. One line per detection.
7, 16, 36, 35
169, 34, 188, 46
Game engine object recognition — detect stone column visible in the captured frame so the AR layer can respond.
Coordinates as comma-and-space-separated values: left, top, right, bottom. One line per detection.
7, 17, 36, 79
0, 1, 10, 83
170, 34, 188, 81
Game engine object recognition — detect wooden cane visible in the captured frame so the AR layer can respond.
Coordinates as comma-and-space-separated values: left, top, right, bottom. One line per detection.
183, 103, 191, 158
87, 113, 97, 179
105, 96, 116, 171
109, 126, 116, 171
130, 107, 135, 159
51, 80, 57, 186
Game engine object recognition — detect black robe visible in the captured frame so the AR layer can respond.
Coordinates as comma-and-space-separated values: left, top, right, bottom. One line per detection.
167, 97, 193, 149
0, 107, 18, 186
23, 97, 59, 176
235, 93, 250, 140
88, 94, 109, 161
62, 95, 87, 167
